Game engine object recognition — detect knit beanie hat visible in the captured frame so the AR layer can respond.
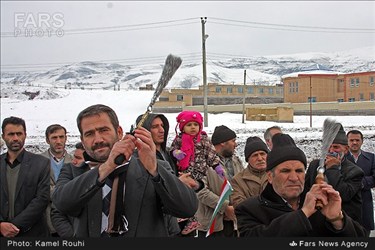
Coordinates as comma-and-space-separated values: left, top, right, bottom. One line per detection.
176, 111, 203, 132
266, 133, 307, 171
244, 136, 269, 161
332, 124, 348, 145
211, 125, 237, 145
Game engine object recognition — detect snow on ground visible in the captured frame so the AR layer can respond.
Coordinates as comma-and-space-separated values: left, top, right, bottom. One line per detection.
1, 88, 374, 166
1, 88, 375, 233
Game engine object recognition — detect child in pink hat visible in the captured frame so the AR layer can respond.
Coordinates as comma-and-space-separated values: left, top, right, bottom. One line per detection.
170, 110, 224, 235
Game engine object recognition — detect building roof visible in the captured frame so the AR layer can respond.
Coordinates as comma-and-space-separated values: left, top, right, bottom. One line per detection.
281, 64, 344, 79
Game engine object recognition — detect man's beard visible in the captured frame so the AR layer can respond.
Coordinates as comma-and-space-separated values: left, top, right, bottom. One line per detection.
7, 141, 24, 152
221, 148, 234, 158
338, 151, 345, 160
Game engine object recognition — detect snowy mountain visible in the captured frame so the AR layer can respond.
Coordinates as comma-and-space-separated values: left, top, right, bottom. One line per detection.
1, 46, 374, 99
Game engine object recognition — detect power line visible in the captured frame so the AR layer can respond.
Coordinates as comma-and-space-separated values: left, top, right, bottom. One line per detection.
1, 18, 199, 37
3, 15, 373, 38
208, 21, 375, 34
0, 52, 203, 71
208, 17, 375, 33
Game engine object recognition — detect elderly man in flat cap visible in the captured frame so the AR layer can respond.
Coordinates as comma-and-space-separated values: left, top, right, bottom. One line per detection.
235, 133, 367, 237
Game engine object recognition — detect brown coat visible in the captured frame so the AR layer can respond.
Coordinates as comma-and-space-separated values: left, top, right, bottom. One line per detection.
196, 156, 243, 234
230, 165, 268, 208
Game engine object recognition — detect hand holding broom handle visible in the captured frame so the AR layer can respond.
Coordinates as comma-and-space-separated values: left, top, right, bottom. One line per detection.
114, 54, 182, 165
113, 109, 151, 165
315, 167, 325, 210
314, 118, 341, 210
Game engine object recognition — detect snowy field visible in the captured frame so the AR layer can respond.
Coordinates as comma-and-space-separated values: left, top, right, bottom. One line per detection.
1, 88, 374, 167
1, 88, 375, 236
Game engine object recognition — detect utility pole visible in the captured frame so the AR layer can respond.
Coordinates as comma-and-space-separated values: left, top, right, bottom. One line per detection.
309, 75, 312, 128
201, 17, 208, 127
242, 69, 246, 123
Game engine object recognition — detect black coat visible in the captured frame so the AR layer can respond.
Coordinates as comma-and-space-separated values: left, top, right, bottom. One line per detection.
303, 157, 364, 226
235, 183, 367, 237
0, 150, 50, 237
346, 150, 375, 230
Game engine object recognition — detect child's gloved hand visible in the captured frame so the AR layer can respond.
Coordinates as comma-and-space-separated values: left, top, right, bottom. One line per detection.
215, 164, 225, 178
173, 149, 186, 161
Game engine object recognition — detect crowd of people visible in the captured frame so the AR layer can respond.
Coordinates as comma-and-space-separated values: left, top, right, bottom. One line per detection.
1, 104, 374, 238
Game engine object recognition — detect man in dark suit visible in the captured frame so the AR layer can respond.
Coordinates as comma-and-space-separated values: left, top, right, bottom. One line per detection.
346, 129, 375, 236
0, 116, 50, 237
52, 104, 198, 237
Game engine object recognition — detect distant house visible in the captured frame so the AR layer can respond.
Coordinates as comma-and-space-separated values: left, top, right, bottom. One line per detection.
139, 84, 154, 91
156, 82, 283, 108
282, 66, 375, 103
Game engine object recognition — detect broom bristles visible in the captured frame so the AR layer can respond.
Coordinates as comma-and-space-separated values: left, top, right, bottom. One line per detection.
149, 54, 182, 107
318, 118, 342, 168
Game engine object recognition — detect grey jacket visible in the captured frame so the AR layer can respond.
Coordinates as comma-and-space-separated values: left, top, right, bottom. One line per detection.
40, 150, 73, 235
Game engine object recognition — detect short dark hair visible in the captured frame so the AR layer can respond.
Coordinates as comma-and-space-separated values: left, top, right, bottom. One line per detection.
45, 124, 67, 139
347, 130, 363, 141
75, 142, 84, 150
2, 116, 26, 134
76, 104, 119, 135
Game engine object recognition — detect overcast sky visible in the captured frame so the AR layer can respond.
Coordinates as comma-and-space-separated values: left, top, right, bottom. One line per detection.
1, 1, 374, 71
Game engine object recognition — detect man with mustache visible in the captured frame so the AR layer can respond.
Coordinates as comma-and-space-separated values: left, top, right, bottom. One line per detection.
346, 129, 375, 236
1, 116, 50, 237
231, 136, 269, 208
40, 124, 73, 237
303, 123, 364, 227
52, 104, 198, 237
235, 133, 367, 237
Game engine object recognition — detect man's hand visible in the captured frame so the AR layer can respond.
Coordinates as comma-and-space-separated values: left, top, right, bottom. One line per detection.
0, 222, 20, 237
178, 172, 199, 189
320, 184, 344, 230
224, 205, 236, 221
319, 185, 342, 217
301, 183, 329, 218
325, 153, 341, 169
98, 132, 136, 182
133, 127, 157, 176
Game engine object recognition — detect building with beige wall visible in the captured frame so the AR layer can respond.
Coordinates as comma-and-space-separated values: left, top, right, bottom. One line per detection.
283, 70, 375, 103
156, 82, 283, 107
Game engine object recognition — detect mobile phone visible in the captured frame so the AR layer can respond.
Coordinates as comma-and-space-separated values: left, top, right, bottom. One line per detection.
327, 152, 339, 157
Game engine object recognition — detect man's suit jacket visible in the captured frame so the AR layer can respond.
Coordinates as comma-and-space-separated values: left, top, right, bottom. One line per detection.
52, 156, 198, 237
346, 150, 375, 230
0, 150, 50, 237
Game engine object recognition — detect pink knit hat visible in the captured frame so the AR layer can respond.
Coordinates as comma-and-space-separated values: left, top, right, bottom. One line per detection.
176, 111, 203, 132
